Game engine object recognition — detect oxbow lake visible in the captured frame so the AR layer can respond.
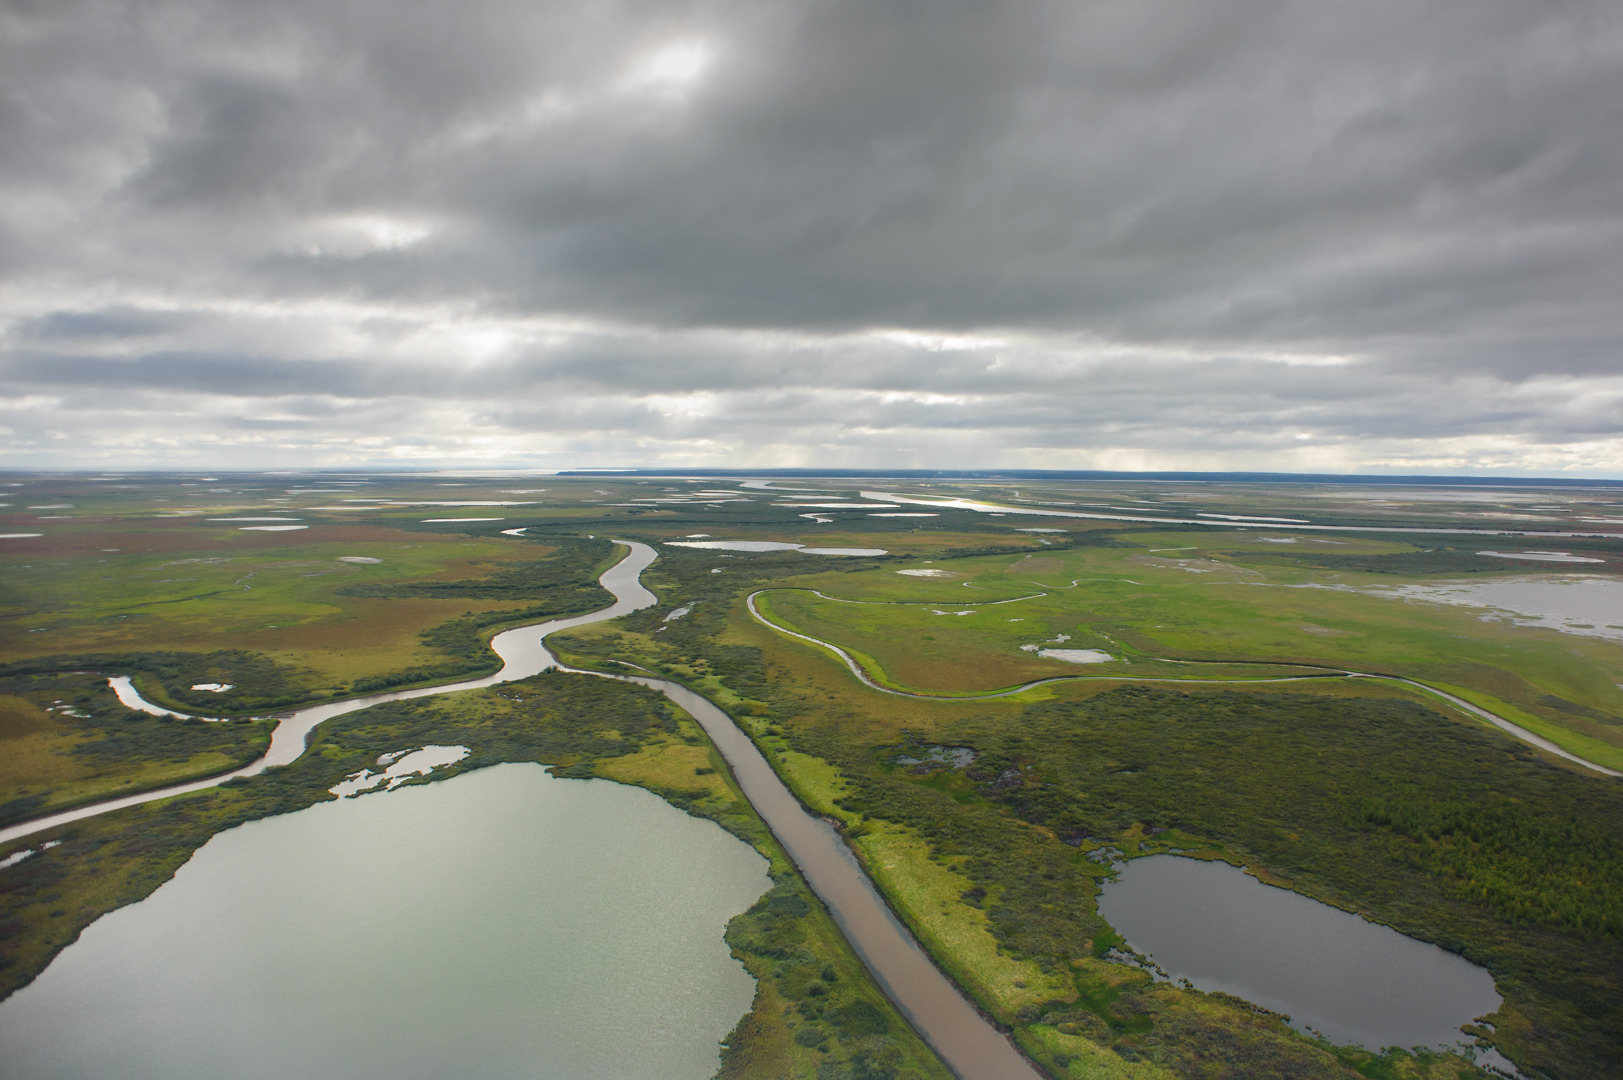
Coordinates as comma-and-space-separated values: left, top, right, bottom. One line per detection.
1099, 855, 1500, 1052
0, 764, 770, 1080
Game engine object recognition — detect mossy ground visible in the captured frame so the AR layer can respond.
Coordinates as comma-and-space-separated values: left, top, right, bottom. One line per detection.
754, 540, 1623, 766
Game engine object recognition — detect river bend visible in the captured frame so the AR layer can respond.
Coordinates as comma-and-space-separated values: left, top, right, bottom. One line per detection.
0, 542, 1044, 1080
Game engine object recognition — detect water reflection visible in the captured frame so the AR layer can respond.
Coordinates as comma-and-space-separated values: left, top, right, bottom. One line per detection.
0, 765, 769, 1080
1098, 855, 1500, 1051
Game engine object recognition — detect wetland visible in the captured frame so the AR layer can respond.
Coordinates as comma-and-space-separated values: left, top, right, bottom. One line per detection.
4, 471, 1623, 1080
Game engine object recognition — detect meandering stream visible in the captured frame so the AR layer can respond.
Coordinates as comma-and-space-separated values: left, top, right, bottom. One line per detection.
0, 545, 660, 847
0, 542, 1046, 1080
745, 589, 1622, 777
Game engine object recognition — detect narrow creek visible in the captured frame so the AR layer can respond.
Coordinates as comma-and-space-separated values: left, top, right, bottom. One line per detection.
0, 543, 661, 847
0, 542, 1044, 1080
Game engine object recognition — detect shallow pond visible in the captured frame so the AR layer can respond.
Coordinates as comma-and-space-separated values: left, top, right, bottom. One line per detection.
0, 764, 770, 1080
1098, 855, 1499, 1052
1378, 576, 1623, 643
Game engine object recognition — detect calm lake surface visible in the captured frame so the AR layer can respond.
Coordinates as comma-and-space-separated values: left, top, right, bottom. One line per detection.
0, 764, 770, 1080
1098, 855, 1500, 1051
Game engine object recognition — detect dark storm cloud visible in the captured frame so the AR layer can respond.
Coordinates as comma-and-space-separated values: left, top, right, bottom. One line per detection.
2, 0, 1621, 470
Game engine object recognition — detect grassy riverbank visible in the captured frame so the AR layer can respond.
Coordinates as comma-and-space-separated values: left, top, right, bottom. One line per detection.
0, 531, 620, 819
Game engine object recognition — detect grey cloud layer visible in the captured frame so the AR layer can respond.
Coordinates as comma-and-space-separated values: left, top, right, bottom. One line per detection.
3, 0, 1622, 470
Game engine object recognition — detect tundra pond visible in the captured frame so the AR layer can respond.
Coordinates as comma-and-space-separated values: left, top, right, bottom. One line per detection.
1099, 854, 1501, 1051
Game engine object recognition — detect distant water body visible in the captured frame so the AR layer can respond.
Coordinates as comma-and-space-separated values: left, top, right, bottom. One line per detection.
1377, 575, 1623, 643
0, 764, 770, 1080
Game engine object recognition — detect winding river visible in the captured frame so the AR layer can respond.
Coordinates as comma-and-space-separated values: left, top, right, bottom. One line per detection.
0, 542, 1046, 1080
0, 546, 660, 847
8, 539, 1611, 1077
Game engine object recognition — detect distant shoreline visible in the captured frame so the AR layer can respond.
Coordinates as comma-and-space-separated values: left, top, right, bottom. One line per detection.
558, 467, 1623, 487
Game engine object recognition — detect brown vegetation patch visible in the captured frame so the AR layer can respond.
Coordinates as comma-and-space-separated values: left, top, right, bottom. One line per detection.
0, 695, 55, 739
0, 521, 441, 559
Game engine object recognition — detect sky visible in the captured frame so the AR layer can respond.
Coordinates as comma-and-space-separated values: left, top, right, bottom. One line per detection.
3, 0, 1622, 475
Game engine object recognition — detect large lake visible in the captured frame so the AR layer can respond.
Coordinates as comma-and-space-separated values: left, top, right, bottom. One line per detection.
0, 764, 770, 1080
1098, 855, 1500, 1052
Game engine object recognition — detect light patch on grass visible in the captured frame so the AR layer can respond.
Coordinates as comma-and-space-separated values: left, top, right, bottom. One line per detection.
853, 825, 1075, 1018
0, 695, 54, 739
1020, 1024, 1174, 1079
594, 740, 725, 798
774, 750, 858, 821
765, 545, 1623, 761
0, 743, 261, 818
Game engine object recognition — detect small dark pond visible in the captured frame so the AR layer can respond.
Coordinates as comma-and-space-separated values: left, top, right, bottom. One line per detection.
893, 744, 976, 770
1098, 855, 1501, 1052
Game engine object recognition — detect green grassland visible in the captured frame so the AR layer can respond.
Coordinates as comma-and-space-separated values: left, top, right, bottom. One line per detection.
1, 535, 618, 708
750, 534, 1623, 767
0, 670, 950, 1080
0, 526, 619, 813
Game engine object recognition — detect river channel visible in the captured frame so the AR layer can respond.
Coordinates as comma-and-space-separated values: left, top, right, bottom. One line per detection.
0, 542, 1045, 1080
